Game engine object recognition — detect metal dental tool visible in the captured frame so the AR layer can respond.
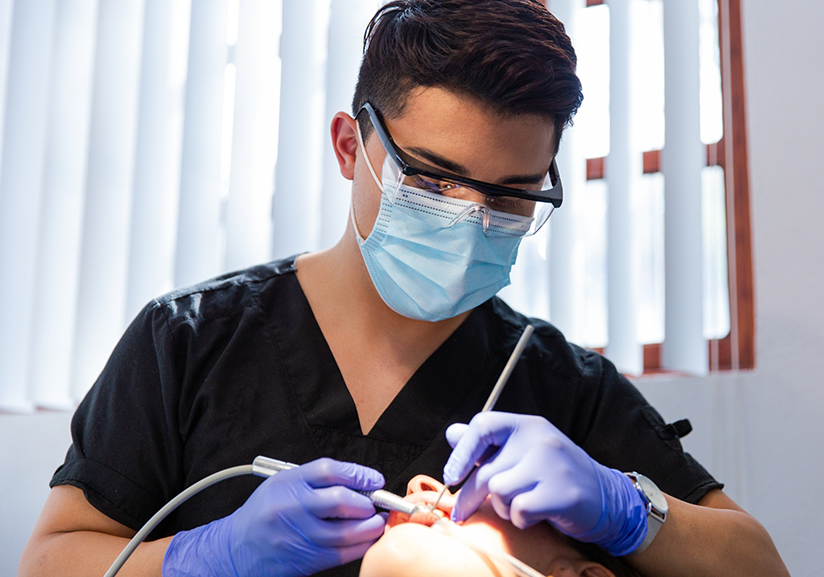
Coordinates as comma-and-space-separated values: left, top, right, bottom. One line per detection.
430, 477, 452, 517
481, 324, 535, 412
252, 456, 427, 516
430, 324, 535, 514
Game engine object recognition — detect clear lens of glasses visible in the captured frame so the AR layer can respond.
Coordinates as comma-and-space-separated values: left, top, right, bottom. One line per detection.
380, 154, 555, 238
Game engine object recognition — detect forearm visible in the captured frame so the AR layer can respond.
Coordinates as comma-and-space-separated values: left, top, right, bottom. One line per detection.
18, 531, 171, 577
628, 493, 789, 577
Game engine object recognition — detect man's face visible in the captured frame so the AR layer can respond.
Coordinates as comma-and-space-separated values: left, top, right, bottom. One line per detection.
351, 87, 557, 239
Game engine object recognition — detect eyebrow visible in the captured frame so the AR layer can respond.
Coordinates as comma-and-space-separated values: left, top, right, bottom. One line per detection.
406, 146, 548, 186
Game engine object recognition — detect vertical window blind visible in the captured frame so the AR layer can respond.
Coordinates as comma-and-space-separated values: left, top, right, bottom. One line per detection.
504, 0, 747, 377
0, 0, 746, 412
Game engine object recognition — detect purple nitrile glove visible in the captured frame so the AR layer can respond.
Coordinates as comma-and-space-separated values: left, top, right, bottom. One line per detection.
163, 458, 387, 577
444, 412, 649, 556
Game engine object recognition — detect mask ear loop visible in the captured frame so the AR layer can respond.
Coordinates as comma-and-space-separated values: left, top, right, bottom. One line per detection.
355, 119, 384, 192
351, 118, 387, 242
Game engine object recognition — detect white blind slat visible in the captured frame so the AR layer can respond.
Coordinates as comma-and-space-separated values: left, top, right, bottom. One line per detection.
271, 0, 330, 259
605, 0, 643, 376
29, 0, 98, 408
224, 0, 280, 272
174, 0, 229, 287
0, 0, 15, 171
71, 0, 146, 400
318, 0, 380, 250
126, 0, 188, 321
546, 0, 587, 344
662, 0, 707, 375
0, 0, 57, 411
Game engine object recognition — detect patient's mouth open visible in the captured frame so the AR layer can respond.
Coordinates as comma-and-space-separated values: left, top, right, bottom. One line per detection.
386, 491, 455, 528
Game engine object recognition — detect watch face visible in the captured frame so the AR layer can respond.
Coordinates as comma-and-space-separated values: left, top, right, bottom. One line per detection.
637, 475, 669, 513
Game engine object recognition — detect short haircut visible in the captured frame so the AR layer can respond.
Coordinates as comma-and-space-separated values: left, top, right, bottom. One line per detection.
352, 0, 583, 151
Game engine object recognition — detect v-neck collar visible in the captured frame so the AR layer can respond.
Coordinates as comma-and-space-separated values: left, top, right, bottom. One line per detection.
268, 257, 498, 448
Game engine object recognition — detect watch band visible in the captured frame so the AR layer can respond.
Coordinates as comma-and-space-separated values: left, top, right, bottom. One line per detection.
625, 472, 668, 555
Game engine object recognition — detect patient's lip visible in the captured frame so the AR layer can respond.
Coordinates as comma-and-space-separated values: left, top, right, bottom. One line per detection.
387, 491, 455, 527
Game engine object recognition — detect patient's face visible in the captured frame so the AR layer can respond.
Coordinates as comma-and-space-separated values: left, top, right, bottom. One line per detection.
360, 476, 614, 577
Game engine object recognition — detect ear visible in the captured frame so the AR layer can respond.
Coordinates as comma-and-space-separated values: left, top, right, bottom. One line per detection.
579, 563, 615, 577
330, 111, 359, 181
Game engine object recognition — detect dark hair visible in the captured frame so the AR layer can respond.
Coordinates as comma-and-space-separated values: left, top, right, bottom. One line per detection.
352, 0, 583, 151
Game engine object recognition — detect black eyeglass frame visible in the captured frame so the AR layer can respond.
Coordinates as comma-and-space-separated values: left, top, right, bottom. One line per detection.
356, 102, 564, 208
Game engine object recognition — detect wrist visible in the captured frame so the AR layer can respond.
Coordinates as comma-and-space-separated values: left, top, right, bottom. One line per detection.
570, 466, 649, 557
163, 518, 237, 577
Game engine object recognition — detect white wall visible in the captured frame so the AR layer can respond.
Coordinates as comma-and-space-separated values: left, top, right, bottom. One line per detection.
0, 412, 72, 576
2, 0, 822, 574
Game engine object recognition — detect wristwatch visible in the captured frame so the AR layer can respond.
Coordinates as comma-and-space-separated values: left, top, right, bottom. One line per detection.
625, 472, 668, 554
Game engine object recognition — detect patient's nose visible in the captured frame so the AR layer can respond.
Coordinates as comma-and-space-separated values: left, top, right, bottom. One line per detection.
406, 474, 446, 496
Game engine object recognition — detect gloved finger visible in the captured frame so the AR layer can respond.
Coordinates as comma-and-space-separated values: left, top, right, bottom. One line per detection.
445, 423, 469, 448
443, 412, 518, 486
509, 489, 559, 530
449, 467, 490, 523
488, 490, 514, 522
475, 446, 533, 519
486, 458, 540, 510
449, 437, 528, 523
302, 485, 377, 520
305, 514, 387, 548
300, 457, 385, 492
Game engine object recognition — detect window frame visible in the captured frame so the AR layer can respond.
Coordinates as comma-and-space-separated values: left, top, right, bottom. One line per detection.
583, 0, 754, 372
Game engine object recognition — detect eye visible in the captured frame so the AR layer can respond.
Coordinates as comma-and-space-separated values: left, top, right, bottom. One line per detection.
411, 175, 456, 194
485, 195, 535, 217
484, 195, 516, 210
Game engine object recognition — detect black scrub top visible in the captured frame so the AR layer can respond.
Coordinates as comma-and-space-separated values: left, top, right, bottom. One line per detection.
51, 256, 721, 576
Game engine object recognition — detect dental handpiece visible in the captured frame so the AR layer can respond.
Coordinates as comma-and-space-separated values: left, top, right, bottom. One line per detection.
252, 456, 425, 516
104, 458, 421, 577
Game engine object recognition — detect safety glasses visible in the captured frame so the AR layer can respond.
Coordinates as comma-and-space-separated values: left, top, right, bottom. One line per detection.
356, 102, 563, 237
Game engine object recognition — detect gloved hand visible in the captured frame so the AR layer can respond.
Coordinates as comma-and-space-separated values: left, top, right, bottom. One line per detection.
443, 412, 649, 556
163, 458, 387, 577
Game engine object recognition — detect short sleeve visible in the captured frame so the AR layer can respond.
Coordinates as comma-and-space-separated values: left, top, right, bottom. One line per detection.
50, 301, 185, 530
574, 349, 723, 505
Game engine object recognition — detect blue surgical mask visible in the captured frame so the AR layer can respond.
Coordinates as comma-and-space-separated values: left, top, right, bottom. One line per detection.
353, 173, 527, 322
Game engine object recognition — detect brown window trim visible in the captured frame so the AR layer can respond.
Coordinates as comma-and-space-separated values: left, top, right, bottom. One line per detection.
582, 0, 754, 373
